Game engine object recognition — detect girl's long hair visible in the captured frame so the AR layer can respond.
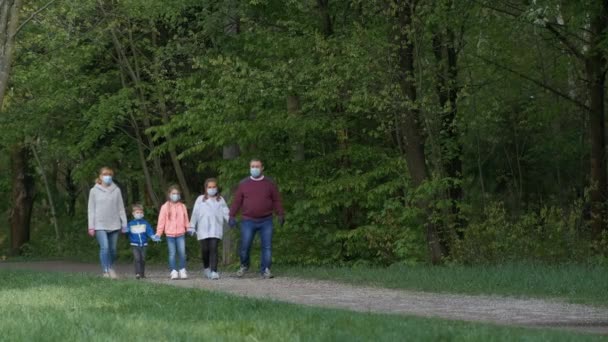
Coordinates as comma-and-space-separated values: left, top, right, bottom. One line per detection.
203, 178, 222, 201
95, 166, 114, 184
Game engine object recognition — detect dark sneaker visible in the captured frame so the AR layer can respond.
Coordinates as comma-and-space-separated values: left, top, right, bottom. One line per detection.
236, 266, 248, 277
135, 274, 141, 280
262, 268, 274, 279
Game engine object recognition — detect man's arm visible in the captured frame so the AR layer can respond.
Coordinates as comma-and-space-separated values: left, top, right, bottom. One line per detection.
229, 185, 244, 218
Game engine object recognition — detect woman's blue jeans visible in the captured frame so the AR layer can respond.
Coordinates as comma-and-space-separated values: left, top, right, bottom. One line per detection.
95, 230, 119, 273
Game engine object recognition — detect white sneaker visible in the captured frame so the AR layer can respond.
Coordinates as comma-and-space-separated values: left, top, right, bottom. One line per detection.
179, 268, 188, 279
203, 268, 211, 279
236, 266, 248, 277
262, 268, 274, 279
102, 272, 110, 278
108, 268, 118, 279
170, 270, 179, 280
210, 271, 220, 280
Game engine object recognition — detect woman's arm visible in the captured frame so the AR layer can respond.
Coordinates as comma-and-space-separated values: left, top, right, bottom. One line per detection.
87, 188, 96, 230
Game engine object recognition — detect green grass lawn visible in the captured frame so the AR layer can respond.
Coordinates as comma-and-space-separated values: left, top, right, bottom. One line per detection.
0, 270, 603, 341
276, 263, 608, 307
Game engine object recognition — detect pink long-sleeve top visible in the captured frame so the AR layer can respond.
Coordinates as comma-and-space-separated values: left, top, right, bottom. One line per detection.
156, 201, 190, 237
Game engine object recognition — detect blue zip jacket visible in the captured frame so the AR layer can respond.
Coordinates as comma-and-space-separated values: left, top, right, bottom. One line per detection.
126, 218, 155, 247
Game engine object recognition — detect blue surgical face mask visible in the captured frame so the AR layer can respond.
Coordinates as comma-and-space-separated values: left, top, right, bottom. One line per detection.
250, 167, 262, 178
207, 188, 218, 197
133, 213, 144, 220
170, 194, 181, 202
102, 175, 113, 185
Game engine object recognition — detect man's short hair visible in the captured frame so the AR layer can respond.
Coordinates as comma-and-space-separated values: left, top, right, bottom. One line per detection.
250, 158, 263, 165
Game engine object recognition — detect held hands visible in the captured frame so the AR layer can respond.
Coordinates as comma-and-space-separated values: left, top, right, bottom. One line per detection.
121, 227, 129, 234
151, 235, 161, 243
228, 217, 237, 228
88, 228, 95, 237
187, 228, 196, 237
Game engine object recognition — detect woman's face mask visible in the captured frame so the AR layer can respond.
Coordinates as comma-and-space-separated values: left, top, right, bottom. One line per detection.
101, 175, 113, 185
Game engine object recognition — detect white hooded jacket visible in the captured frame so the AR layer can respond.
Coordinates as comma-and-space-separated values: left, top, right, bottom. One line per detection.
190, 195, 229, 240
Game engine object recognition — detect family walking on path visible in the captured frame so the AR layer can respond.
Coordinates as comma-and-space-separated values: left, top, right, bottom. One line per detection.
86, 159, 284, 280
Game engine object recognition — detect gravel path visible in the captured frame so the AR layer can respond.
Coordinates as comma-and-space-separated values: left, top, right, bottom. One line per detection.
1, 261, 607, 335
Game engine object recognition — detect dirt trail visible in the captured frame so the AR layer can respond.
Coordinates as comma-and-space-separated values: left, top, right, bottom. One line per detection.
1, 261, 607, 335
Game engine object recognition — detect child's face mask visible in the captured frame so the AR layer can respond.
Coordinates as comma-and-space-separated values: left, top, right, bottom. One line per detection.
207, 188, 218, 196
101, 175, 113, 185
133, 211, 144, 220
170, 193, 181, 202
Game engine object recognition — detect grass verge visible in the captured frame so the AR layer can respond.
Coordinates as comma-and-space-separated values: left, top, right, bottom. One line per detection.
276, 263, 608, 307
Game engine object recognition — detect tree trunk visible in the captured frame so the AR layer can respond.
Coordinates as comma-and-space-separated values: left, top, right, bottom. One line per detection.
393, 0, 444, 264
64, 166, 78, 217
586, 2, 608, 239
317, 0, 333, 36
288, 95, 305, 161
0, 0, 21, 108
222, 144, 240, 266
31, 143, 60, 244
157, 87, 192, 204
104, 15, 167, 196
130, 112, 161, 209
432, 25, 464, 248
9, 144, 35, 255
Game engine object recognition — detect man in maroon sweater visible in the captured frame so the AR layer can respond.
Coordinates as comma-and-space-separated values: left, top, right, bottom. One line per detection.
229, 159, 284, 279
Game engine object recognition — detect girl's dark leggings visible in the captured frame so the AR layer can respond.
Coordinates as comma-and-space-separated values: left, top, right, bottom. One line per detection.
200, 238, 220, 272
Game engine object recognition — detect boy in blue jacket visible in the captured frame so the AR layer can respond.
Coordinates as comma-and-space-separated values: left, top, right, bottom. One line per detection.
123, 203, 160, 279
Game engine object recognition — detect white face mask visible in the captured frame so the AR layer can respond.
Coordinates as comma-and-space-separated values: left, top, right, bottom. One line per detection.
102, 175, 113, 185
207, 188, 218, 197
133, 213, 144, 220
170, 194, 181, 202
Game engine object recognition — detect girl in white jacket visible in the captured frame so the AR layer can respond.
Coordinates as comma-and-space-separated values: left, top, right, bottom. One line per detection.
190, 178, 229, 279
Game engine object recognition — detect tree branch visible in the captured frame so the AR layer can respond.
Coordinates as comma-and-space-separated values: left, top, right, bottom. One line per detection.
545, 22, 584, 60
13, 0, 57, 37
473, 54, 589, 110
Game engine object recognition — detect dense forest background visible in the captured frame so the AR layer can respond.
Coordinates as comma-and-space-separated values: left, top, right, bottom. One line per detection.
1, 0, 607, 266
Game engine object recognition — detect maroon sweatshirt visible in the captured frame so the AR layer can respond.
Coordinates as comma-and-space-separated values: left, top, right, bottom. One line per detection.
229, 176, 285, 220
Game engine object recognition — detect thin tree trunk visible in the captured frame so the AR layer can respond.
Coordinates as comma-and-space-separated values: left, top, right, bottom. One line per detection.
101, 8, 167, 194
156, 83, 192, 204
142, 26, 193, 203
0, 0, 21, 108
222, 13, 242, 266
222, 144, 240, 266
129, 112, 161, 209
393, 0, 444, 264
586, 3, 608, 238
64, 166, 78, 217
432, 24, 464, 248
288, 95, 305, 161
31, 142, 60, 244
9, 143, 35, 255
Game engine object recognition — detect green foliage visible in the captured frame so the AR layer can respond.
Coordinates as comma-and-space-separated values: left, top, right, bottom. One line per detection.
452, 201, 593, 264
0, 0, 605, 266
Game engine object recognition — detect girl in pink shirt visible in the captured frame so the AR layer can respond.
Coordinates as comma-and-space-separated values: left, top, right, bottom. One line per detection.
154, 185, 193, 280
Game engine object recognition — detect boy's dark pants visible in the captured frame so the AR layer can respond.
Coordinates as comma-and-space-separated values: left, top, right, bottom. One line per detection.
132, 246, 146, 276
200, 238, 219, 272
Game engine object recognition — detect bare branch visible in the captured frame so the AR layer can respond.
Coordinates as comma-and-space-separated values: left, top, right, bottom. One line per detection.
13, 0, 57, 37
473, 54, 589, 110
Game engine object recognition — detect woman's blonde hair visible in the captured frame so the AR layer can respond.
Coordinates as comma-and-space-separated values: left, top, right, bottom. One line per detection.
95, 166, 114, 184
